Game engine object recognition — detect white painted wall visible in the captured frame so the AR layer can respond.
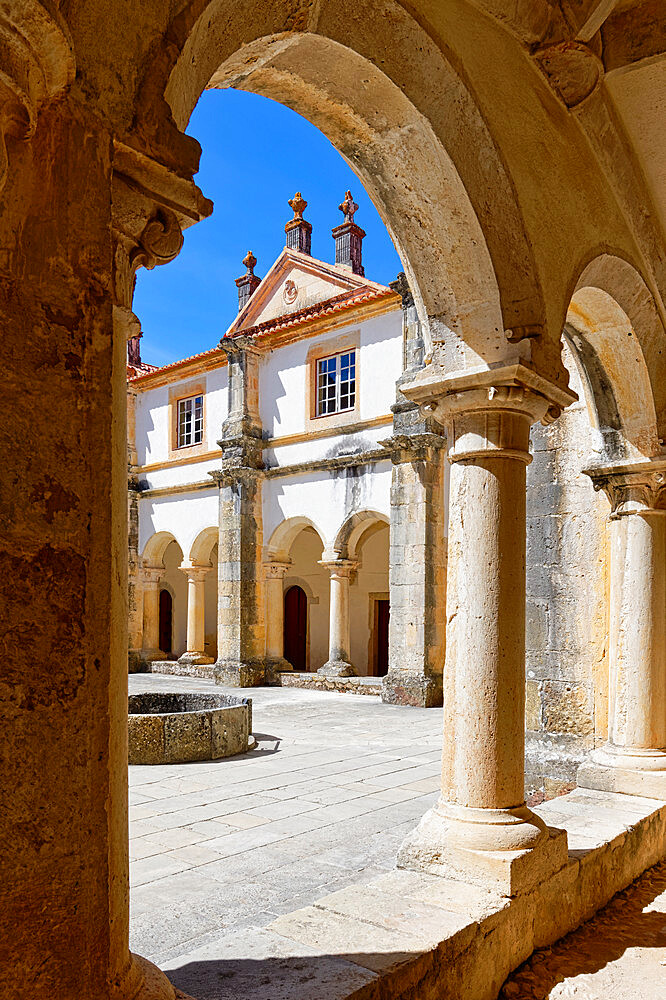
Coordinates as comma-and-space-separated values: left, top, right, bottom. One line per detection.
263, 462, 392, 557
135, 365, 228, 468
139, 490, 219, 564
258, 308, 402, 440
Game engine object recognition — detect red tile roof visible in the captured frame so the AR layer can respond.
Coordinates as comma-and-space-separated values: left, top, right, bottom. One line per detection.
128, 284, 396, 384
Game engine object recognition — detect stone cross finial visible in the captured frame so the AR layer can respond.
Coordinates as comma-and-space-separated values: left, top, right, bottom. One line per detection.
243, 250, 257, 274
339, 190, 358, 224
288, 192, 307, 221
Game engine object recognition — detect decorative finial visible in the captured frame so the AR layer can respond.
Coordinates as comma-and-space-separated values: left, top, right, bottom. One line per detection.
339, 190, 358, 224
243, 250, 257, 274
288, 192, 307, 221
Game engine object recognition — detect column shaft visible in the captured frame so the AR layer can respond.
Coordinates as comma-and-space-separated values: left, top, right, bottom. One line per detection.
141, 569, 164, 661
179, 567, 213, 665
318, 561, 356, 677
397, 366, 576, 893
578, 465, 666, 797
264, 562, 292, 678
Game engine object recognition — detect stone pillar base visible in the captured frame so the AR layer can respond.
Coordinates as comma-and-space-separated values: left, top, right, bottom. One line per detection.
397, 801, 568, 896
178, 651, 215, 666
318, 659, 356, 678
214, 658, 265, 687
577, 746, 666, 799
381, 669, 443, 707
265, 656, 293, 685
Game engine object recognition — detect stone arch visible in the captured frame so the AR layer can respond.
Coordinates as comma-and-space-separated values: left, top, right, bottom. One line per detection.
266, 516, 326, 562
564, 255, 665, 459
332, 510, 390, 562
141, 530, 184, 567
188, 526, 219, 567
133, 1, 557, 370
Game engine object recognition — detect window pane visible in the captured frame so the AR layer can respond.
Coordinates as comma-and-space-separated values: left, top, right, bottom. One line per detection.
316, 351, 355, 416
177, 395, 204, 447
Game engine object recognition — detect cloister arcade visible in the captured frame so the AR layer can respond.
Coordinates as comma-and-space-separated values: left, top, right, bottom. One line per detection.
3, 3, 666, 1000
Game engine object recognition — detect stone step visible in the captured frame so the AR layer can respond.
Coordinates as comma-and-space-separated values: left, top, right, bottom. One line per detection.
276, 672, 383, 696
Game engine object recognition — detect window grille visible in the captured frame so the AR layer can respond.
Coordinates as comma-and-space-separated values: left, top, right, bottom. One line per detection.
316, 350, 356, 416
177, 394, 204, 447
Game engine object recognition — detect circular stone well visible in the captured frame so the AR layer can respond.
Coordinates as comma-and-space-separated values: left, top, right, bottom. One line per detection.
128, 692, 253, 765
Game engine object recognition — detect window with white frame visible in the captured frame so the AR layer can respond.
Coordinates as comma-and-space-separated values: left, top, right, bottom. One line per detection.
316, 350, 356, 416
177, 394, 204, 447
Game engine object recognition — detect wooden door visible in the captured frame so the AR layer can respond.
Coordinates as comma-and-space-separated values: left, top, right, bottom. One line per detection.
158, 589, 173, 655
375, 599, 390, 677
283, 585, 307, 672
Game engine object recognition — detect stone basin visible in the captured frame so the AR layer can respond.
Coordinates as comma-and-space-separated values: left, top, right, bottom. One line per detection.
128, 692, 253, 765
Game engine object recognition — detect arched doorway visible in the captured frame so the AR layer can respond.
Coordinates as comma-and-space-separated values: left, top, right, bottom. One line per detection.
284, 586, 307, 672
158, 589, 173, 655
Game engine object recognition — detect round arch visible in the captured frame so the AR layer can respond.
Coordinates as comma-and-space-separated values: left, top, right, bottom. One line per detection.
133, 2, 559, 371
141, 531, 184, 567
266, 516, 326, 562
565, 254, 665, 458
188, 526, 219, 566
332, 510, 390, 562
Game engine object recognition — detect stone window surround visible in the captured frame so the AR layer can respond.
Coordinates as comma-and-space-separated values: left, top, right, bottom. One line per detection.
305, 328, 361, 434
168, 377, 209, 461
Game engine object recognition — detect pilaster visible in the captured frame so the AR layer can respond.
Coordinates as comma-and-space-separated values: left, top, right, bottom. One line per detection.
381, 432, 447, 707
211, 336, 266, 687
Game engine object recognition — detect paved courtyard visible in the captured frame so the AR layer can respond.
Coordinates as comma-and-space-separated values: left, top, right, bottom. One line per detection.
129, 674, 666, 1000
129, 674, 441, 970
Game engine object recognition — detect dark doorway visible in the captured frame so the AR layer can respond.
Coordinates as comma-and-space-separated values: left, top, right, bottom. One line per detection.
374, 599, 390, 676
284, 585, 307, 671
159, 589, 173, 654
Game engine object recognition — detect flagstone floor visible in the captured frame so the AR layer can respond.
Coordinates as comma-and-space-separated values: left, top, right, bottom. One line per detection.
129, 673, 441, 967
129, 674, 666, 1000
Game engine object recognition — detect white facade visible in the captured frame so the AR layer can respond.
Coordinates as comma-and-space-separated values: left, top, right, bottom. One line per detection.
130, 247, 406, 674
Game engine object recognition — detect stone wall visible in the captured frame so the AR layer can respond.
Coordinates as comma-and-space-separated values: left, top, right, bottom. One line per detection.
525, 354, 610, 800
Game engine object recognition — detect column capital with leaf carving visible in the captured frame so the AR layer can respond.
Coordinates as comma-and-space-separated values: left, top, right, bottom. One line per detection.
111, 139, 212, 340
583, 460, 666, 519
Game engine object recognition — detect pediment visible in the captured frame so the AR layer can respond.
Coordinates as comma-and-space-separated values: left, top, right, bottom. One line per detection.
225, 248, 387, 336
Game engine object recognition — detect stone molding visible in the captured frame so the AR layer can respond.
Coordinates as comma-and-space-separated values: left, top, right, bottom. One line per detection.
0, 2, 75, 191
584, 461, 666, 518
111, 139, 212, 340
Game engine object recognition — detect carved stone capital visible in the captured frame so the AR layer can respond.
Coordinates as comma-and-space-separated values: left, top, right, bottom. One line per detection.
111, 139, 212, 335
401, 363, 577, 465
380, 433, 446, 465
584, 461, 666, 518
0, 2, 75, 191
140, 565, 163, 586
263, 561, 291, 580
318, 559, 358, 578
179, 565, 211, 583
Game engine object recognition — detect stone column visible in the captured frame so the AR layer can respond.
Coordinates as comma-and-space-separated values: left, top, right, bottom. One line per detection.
140, 566, 165, 662
318, 560, 357, 677
178, 565, 214, 665
397, 364, 576, 894
264, 561, 293, 680
212, 335, 266, 687
381, 432, 447, 706
578, 464, 666, 798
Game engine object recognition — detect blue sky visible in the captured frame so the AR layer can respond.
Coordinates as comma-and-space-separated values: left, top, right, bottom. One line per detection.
134, 88, 402, 367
